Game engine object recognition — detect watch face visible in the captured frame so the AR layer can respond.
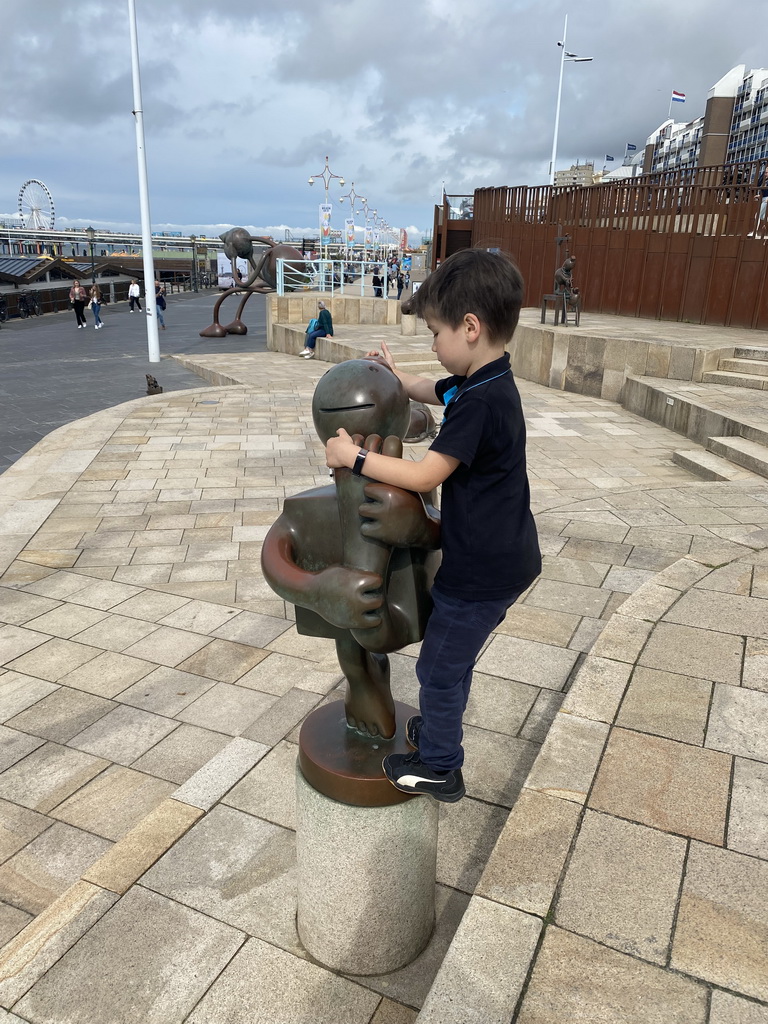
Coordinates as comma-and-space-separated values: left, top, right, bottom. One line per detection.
312, 359, 409, 444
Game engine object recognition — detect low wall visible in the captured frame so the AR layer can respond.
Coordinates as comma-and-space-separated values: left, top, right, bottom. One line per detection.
509, 323, 732, 402
266, 293, 400, 349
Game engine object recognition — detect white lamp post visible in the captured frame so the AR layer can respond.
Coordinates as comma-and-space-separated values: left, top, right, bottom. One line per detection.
338, 182, 365, 259
308, 156, 345, 261
549, 15, 593, 186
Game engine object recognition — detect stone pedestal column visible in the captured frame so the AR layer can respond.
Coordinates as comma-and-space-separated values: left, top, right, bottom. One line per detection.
296, 767, 439, 975
400, 313, 417, 336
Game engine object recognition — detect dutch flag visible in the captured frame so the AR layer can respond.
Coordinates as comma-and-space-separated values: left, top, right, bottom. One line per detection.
671, 90, 685, 103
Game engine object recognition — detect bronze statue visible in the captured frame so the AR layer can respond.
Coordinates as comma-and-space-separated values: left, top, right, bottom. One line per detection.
554, 256, 581, 314
261, 359, 440, 741
199, 229, 306, 338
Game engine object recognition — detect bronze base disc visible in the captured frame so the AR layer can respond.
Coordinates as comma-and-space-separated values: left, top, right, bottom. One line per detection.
298, 700, 419, 807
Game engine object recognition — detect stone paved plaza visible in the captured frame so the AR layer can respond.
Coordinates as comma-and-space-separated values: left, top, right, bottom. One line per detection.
0, 306, 767, 1022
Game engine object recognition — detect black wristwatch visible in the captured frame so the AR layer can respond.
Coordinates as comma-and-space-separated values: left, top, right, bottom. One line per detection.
352, 448, 368, 476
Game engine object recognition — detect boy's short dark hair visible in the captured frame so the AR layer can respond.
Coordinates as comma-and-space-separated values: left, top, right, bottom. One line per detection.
404, 248, 524, 344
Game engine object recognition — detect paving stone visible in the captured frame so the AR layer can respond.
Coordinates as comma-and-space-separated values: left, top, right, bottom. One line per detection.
236, 652, 342, 696
539, 555, 610, 588
186, 936, 379, 1024
728, 756, 768, 859
697, 563, 753, 596
6, 688, 115, 743
143, 804, 299, 950
0, 821, 111, 916
639, 621, 744, 685
70, 613, 159, 652
121, 625, 212, 667
706, 683, 768, 761
672, 842, 768, 1002
369, 999, 418, 1024
158, 599, 240, 634
241, 687, 322, 746
117, 665, 216, 716
525, 713, 609, 804
0, 673, 59, 721
743, 638, 768, 691
22, 573, 93, 601
434, 797, 509, 895
173, 737, 269, 810
176, 681, 278, 736
664, 589, 768, 637
6, 638, 102, 682
0, 880, 119, 1008
561, 656, 632, 723
0, 626, 51, 667
555, 810, 686, 964
475, 634, 579, 690
709, 991, 768, 1024
567, 616, 606, 653
0, 589, 60, 626
517, 926, 707, 1024
0, 901, 32, 948
22, 606, 111, 641
60, 649, 157, 698
211, 609, 292, 647
131, 723, 231, 783
0, 727, 44, 773
417, 897, 541, 1024
111, 590, 190, 621
177, 638, 269, 683
15, 886, 244, 1024
0, 801, 51, 865
69, 704, 178, 765
0, 743, 108, 813
617, 666, 712, 744
494, 601, 580, 647
83, 798, 203, 894
223, 740, 298, 828
602, 566, 657, 593
525, 577, 611, 617
265, 625, 345, 670
615, 582, 681, 621
589, 614, 654, 663
477, 789, 581, 916
50, 764, 178, 841
589, 727, 731, 844
461, 726, 539, 808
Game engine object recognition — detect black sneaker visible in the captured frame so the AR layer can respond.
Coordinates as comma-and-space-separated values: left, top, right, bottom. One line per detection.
382, 752, 465, 803
406, 715, 422, 749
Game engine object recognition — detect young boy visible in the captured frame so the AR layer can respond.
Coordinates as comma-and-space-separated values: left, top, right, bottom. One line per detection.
325, 248, 541, 802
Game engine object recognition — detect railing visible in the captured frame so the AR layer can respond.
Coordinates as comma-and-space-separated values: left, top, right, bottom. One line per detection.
276, 259, 394, 297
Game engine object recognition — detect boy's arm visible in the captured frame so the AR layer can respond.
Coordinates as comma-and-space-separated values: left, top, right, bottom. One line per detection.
368, 341, 441, 406
327, 428, 458, 492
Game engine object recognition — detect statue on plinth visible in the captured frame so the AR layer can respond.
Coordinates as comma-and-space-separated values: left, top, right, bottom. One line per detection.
261, 359, 441, 804
554, 255, 581, 316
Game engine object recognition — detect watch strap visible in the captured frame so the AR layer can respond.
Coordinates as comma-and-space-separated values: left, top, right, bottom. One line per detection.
351, 448, 368, 476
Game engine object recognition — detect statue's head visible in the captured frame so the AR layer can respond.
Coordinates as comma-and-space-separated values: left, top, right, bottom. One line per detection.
563, 257, 576, 271
312, 359, 410, 444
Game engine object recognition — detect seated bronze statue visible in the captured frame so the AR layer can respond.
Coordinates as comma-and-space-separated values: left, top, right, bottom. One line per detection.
261, 359, 441, 739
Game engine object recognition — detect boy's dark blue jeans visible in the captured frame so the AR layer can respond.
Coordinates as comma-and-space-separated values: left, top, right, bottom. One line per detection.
416, 585, 525, 772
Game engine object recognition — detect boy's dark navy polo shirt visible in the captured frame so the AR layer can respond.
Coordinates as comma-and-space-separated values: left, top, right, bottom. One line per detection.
429, 352, 541, 600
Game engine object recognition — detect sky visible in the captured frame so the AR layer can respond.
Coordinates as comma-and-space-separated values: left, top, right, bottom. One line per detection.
2, 0, 766, 245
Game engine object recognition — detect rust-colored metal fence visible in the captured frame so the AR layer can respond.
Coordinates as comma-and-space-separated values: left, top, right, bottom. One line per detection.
434, 160, 768, 329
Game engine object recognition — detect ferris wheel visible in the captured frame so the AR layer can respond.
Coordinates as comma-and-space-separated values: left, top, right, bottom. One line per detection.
18, 179, 55, 230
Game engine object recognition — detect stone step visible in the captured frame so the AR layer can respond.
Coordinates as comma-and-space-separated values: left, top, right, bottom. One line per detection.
701, 370, 768, 389
672, 449, 760, 482
734, 346, 768, 361
718, 358, 768, 377
706, 435, 768, 479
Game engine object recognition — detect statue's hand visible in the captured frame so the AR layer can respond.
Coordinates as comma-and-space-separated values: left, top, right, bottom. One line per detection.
313, 566, 384, 629
360, 483, 439, 549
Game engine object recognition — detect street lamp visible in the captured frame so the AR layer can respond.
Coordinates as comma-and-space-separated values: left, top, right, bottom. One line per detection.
339, 182, 365, 258
549, 15, 593, 186
189, 234, 197, 292
85, 226, 96, 284
308, 155, 345, 260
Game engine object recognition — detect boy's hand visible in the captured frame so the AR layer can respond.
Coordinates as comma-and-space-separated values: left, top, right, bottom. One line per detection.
365, 341, 397, 372
325, 428, 358, 469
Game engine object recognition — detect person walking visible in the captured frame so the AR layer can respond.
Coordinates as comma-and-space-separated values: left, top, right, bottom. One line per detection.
128, 279, 142, 312
89, 283, 104, 329
396, 271, 405, 300
154, 279, 167, 330
300, 300, 333, 359
69, 280, 88, 328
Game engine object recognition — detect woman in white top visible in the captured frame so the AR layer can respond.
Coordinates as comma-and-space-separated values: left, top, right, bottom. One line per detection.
128, 280, 142, 312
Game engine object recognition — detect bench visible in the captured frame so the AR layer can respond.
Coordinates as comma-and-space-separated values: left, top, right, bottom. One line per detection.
540, 292, 580, 327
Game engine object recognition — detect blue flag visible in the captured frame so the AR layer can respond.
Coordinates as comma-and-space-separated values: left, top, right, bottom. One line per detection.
626, 143, 637, 151
605, 155, 615, 162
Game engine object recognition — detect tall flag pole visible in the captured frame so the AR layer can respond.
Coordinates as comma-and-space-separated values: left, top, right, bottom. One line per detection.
668, 90, 685, 119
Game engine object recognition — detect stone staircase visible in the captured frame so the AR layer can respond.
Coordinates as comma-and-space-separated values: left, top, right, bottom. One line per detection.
702, 346, 768, 389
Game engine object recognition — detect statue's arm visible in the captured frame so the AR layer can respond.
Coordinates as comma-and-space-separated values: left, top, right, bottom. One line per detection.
359, 483, 441, 550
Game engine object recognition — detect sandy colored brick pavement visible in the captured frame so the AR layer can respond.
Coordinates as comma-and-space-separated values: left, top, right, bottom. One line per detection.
0, 334, 766, 1022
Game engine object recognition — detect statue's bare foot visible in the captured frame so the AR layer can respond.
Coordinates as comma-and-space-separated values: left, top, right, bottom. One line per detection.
345, 682, 396, 739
